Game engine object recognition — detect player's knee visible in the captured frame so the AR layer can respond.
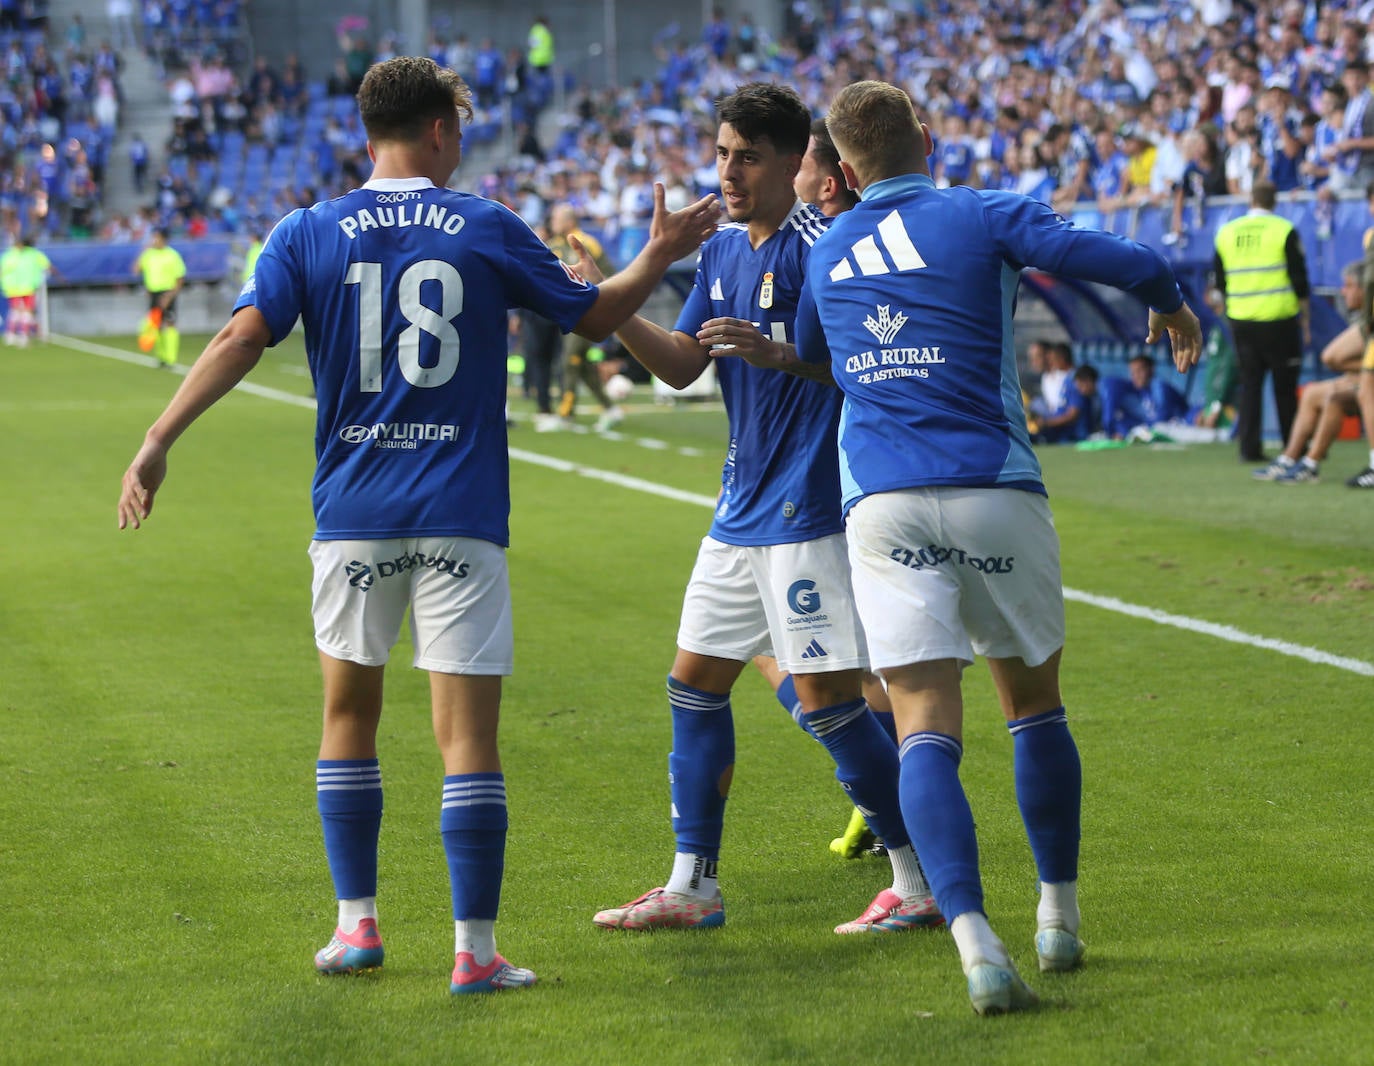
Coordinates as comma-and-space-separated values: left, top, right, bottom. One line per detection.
791, 669, 864, 713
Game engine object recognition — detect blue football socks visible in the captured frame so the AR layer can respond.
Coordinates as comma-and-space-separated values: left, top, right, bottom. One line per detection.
317, 759, 383, 901
773, 673, 817, 736
802, 698, 910, 848
441, 773, 509, 920
1008, 707, 1081, 884
898, 732, 983, 922
667, 676, 734, 861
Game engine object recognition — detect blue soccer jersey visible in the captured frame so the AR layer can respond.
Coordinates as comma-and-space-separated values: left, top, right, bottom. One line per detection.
796, 174, 1183, 512
674, 200, 841, 546
237, 177, 597, 544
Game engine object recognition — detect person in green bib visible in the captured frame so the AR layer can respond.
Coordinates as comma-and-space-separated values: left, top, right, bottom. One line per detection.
526, 15, 553, 74
1212, 180, 1310, 463
1, 236, 55, 347
133, 228, 187, 367
241, 231, 263, 286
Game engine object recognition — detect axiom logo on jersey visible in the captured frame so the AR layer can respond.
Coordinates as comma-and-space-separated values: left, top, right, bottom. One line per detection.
828, 210, 927, 282
343, 552, 472, 593
339, 422, 462, 449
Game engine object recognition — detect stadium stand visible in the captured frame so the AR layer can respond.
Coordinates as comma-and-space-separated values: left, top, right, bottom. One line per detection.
18, 0, 1374, 439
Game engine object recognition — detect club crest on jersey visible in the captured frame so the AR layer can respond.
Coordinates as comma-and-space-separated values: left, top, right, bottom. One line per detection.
759, 272, 774, 309
863, 304, 908, 346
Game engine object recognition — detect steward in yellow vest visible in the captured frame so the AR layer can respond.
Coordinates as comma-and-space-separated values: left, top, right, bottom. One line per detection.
1210, 181, 1310, 463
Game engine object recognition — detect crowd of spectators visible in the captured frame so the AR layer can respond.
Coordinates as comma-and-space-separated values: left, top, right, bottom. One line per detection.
0, 0, 249, 242
0, 3, 124, 241
17, 0, 1374, 258
465, 0, 1374, 262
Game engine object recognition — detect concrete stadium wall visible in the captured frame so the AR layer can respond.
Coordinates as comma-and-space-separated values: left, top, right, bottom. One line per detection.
50, 282, 243, 337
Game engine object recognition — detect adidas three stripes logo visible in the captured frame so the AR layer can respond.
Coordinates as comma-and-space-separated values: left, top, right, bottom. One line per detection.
828, 210, 927, 282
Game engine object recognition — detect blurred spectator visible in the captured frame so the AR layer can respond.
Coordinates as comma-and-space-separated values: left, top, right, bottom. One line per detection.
1304, 81, 1345, 190
1104, 353, 1188, 439
106, 0, 135, 51
129, 131, 148, 192
1169, 128, 1226, 242
1225, 104, 1262, 195
1040, 365, 1102, 444
1120, 125, 1157, 205
337, 24, 372, 94
526, 15, 553, 75
67, 14, 86, 51
325, 58, 353, 99
446, 33, 473, 77
472, 38, 503, 110
1333, 59, 1374, 192
703, 7, 730, 61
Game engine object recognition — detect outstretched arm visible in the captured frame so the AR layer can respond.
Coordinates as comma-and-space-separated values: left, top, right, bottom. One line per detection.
118, 307, 272, 529
571, 183, 718, 341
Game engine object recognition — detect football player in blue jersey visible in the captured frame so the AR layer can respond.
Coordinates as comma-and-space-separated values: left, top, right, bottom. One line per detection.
117, 55, 719, 995
762, 116, 894, 861
585, 82, 941, 937
790, 81, 1201, 1014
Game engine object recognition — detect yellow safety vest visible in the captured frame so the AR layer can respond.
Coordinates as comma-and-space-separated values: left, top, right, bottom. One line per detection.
1213, 212, 1300, 321
528, 22, 553, 67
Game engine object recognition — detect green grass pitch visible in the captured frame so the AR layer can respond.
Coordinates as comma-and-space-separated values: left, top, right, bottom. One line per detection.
2, 332, 1372, 1065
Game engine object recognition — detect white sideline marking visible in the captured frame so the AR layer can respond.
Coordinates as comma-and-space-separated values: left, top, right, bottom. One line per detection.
509, 448, 718, 509
49, 333, 318, 410
61, 332, 1373, 677
1061, 589, 1374, 677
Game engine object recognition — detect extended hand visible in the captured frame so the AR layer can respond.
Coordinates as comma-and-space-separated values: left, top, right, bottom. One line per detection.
1147, 303, 1203, 372
117, 439, 168, 530
567, 235, 606, 285
647, 183, 719, 262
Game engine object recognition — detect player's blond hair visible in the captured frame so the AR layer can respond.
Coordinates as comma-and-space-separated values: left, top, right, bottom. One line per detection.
825, 81, 926, 187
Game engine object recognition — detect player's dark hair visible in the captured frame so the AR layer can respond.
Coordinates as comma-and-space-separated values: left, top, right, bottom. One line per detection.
715, 82, 811, 158
358, 56, 473, 142
808, 118, 859, 208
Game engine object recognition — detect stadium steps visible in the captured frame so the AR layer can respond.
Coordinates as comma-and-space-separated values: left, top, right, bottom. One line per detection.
47, 0, 174, 215
99, 47, 174, 215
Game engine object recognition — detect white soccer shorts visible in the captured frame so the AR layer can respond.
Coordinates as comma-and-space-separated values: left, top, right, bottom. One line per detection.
676, 533, 868, 674
845, 487, 1065, 671
308, 536, 513, 674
